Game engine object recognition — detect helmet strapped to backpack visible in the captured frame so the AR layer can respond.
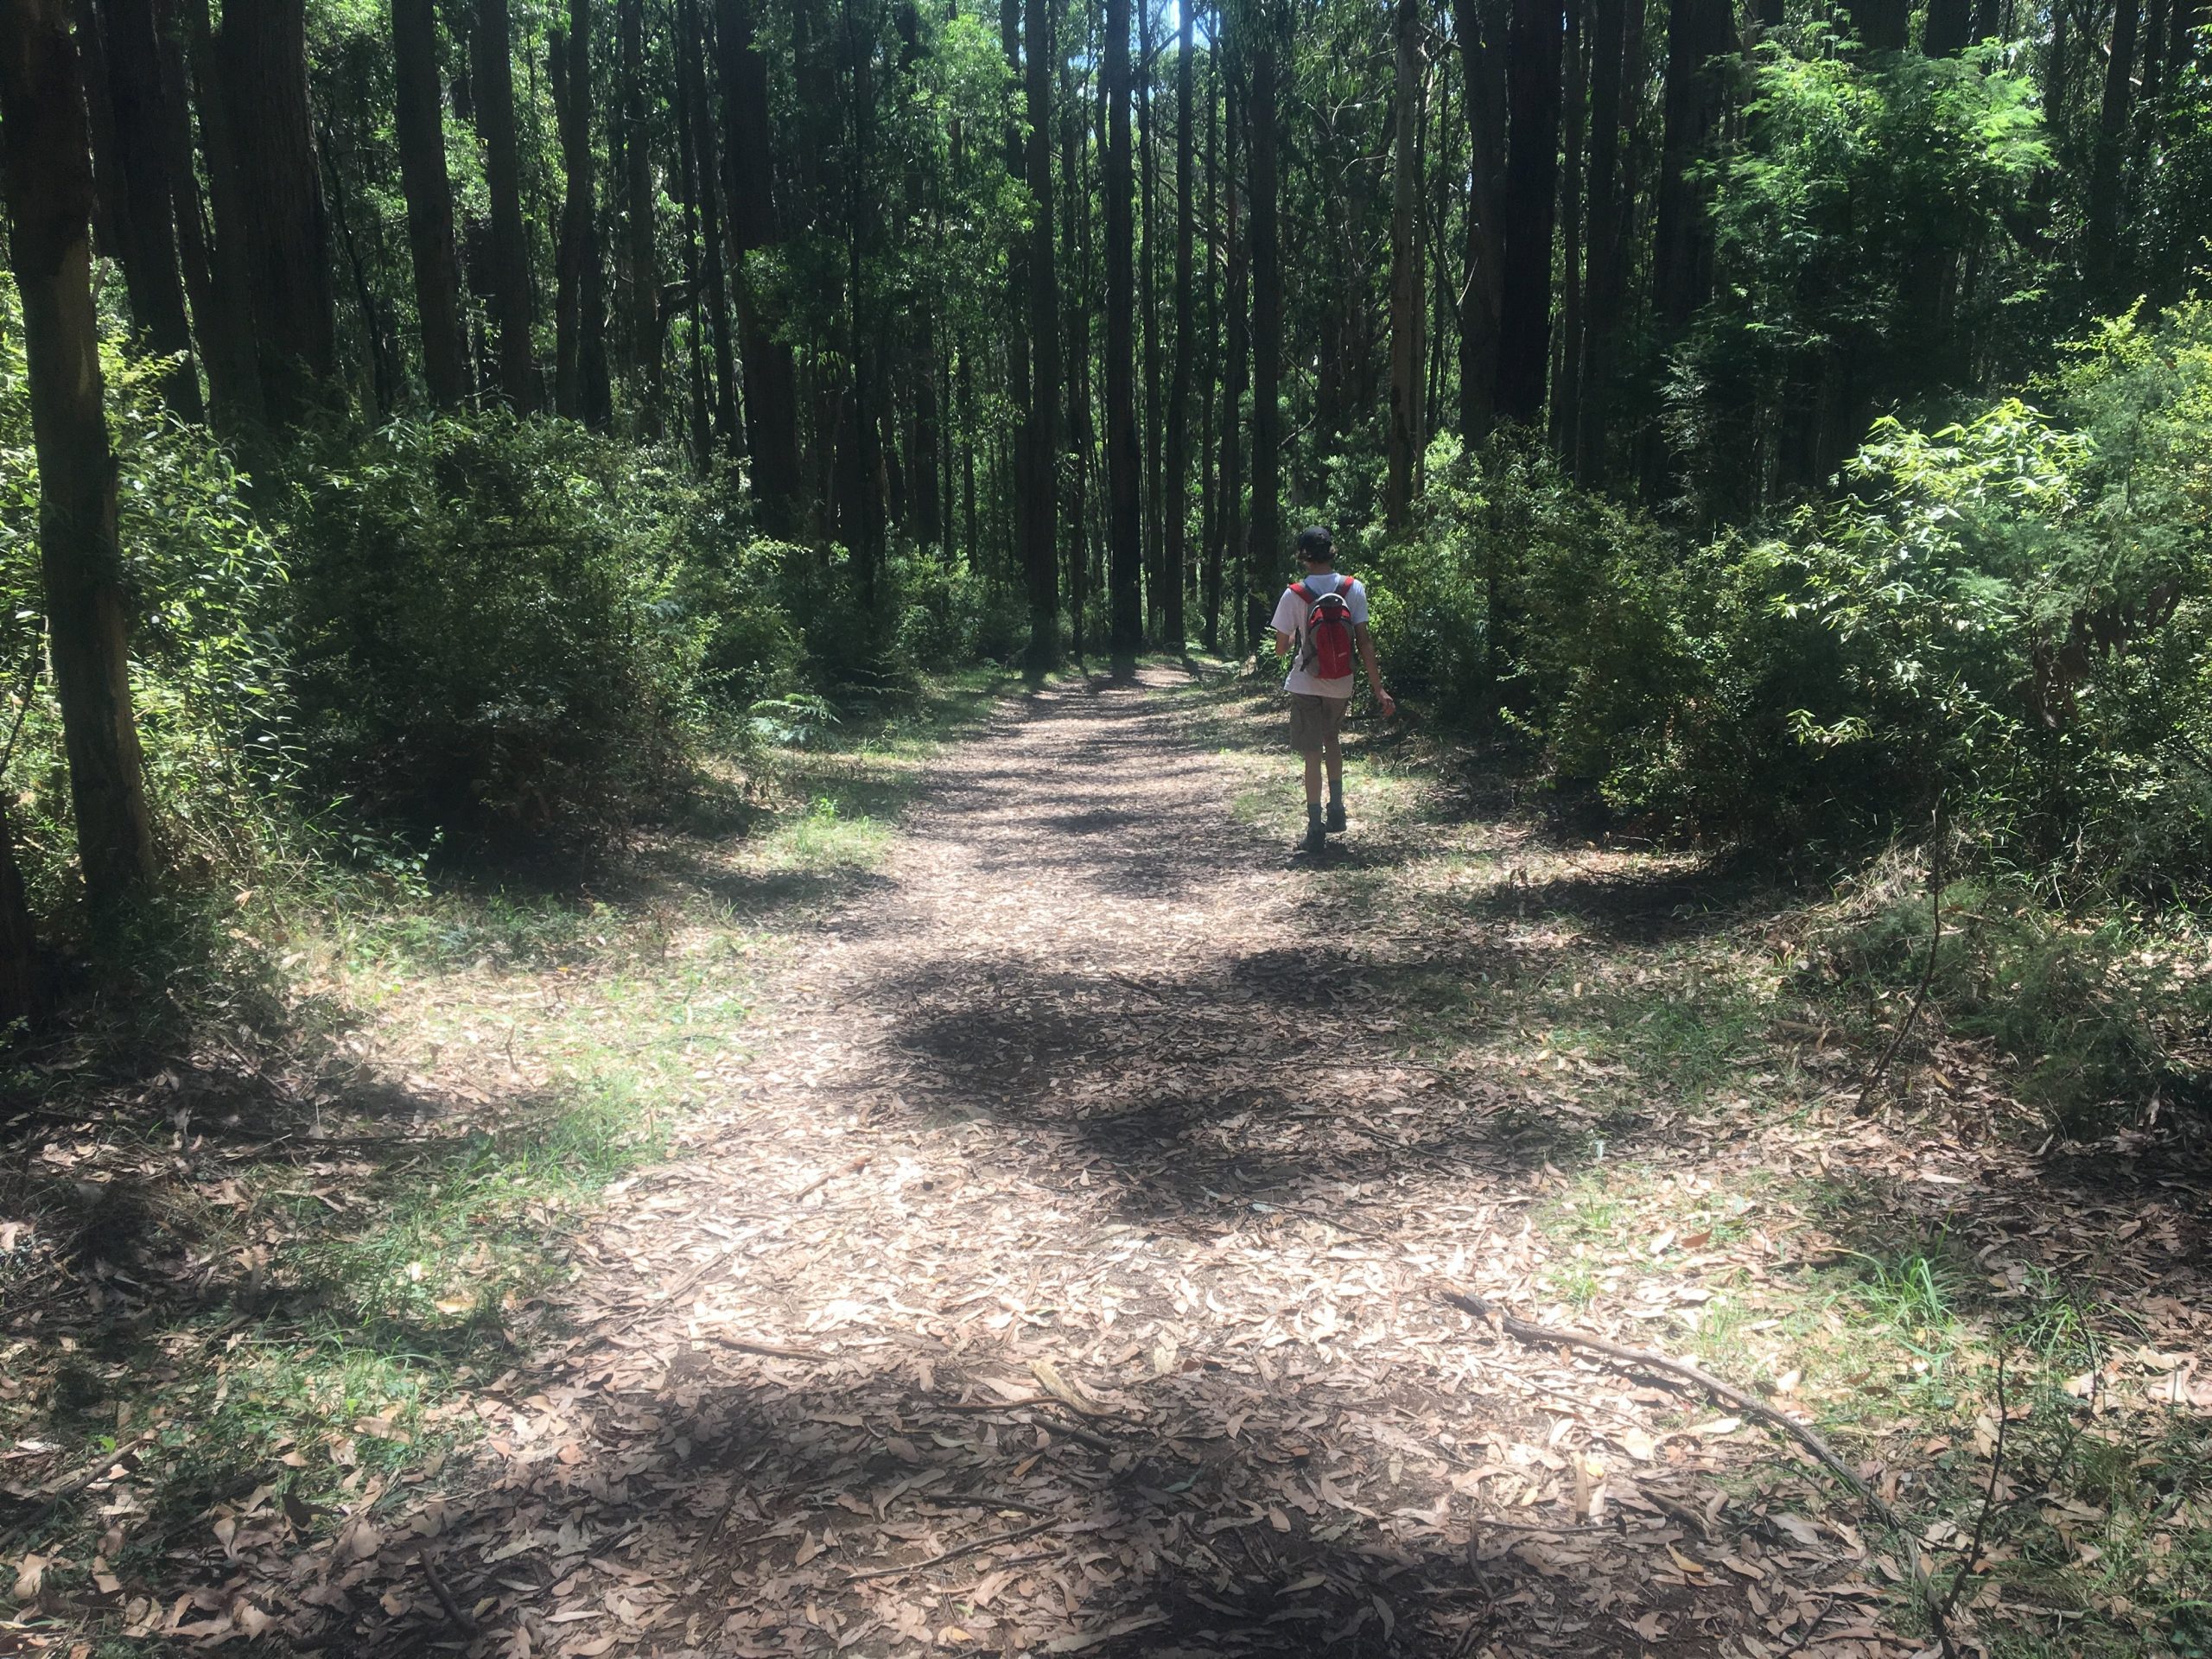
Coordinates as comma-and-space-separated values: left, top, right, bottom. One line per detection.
1294, 575, 1357, 681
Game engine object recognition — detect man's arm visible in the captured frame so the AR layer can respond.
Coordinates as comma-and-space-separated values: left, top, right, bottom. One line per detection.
1274, 627, 1294, 658
1355, 624, 1395, 716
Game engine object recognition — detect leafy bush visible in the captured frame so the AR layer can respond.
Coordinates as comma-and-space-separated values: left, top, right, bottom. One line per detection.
286, 416, 712, 859
1379, 296, 2212, 891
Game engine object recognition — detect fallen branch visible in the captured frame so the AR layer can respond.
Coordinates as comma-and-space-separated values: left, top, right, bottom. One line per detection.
842, 1516, 1059, 1582
416, 1548, 479, 1639
1438, 1287, 1942, 1636
791, 1156, 869, 1204
1775, 1595, 1838, 1659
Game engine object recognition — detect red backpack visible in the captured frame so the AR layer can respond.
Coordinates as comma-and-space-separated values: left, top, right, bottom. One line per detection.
1294, 575, 1357, 679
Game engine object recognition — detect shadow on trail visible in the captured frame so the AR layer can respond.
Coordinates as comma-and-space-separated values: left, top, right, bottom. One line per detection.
349, 1297, 1720, 1657
326, 670, 1878, 1656
860, 950, 1593, 1230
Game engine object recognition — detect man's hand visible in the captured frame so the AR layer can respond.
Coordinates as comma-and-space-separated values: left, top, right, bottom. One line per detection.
1375, 689, 1396, 718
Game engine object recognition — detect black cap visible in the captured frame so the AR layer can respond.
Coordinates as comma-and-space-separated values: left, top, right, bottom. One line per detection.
1295, 525, 1335, 564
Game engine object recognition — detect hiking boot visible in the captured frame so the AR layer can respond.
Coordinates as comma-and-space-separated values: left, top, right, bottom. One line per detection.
1302, 809, 1328, 855
1325, 798, 1347, 833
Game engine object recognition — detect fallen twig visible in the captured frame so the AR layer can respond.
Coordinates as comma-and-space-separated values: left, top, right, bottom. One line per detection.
1858, 800, 1946, 1115
724, 1337, 828, 1361
0, 1428, 162, 1550
1775, 1595, 1838, 1659
1022, 1412, 1118, 1452
842, 1516, 1059, 1582
791, 1155, 869, 1203
1931, 1352, 2010, 1658
1107, 970, 1167, 1002
417, 1548, 479, 1639
1472, 1514, 1659, 1536
1438, 1287, 1943, 1637
920, 1491, 1057, 1517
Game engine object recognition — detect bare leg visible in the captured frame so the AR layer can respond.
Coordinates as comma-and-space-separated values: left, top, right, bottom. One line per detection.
1324, 735, 1344, 798
1303, 751, 1324, 804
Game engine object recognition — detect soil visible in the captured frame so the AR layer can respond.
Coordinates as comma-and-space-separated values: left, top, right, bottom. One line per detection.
334, 668, 1922, 1658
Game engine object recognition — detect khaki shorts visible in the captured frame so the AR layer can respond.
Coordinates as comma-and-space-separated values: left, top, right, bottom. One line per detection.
1287, 692, 1351, 754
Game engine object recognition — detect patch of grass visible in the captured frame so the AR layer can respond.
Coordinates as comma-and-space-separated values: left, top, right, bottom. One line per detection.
0, 1071, 657, 1601
753, 794, 894, 873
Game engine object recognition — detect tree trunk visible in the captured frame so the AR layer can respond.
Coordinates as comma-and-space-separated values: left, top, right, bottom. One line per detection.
181, 0, 264, 431
0, 804, 35, 1025
1064, 40, 1093, 660
1495, 0, 1562, 426
99, 0, 202, 417
717, 0, 802, 528
1025, 0, 1060, 667
1200, 25, 1222, 654
1385, 0, 1424, 527
553, 31, 579, 415
1246, 18, 1280, 647
1002, 0, 1033, 623
1453, 0, 1506, 442
1105, 0, 1141, 660
219, 0, 340, 427
1550, 0, 1586, 459
1165, 0, 1194, 641
476, 0, 536, 409
550, 0, 609, 426
620, 0, 661, 432
0, 0, 158, 906
1575, 0, 1625, 485
1841, 0, 1908, 49
1140, 7, 1163, 639
1651, 0, 1730, 336
1219, 41, 1248, 655
673, 0, 711, 470
842, 0, 882, 607
156, 0, 246, 427
2088, 0, 2139, 291
393, 0, 470, 408
1923, 0, 1971, 54
578, 9, 611, 427
677, 0, 735, 448
72, 0, 127, 261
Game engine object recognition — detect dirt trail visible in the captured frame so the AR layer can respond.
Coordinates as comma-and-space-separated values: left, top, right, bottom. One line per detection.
360, 669, 1906, 1658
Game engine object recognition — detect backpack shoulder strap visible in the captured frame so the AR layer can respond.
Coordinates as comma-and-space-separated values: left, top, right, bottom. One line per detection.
1291, 579, 1315, 602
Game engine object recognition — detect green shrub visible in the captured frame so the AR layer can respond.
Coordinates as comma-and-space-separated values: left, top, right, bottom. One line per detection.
287, 416, 710, 859
1375, 296, 2212, 887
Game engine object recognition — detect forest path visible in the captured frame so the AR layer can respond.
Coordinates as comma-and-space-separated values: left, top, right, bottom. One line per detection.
372, 665, 1907, 1659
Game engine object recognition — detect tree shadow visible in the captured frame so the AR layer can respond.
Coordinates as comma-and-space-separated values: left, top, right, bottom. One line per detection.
333, 1294, 1794, 1657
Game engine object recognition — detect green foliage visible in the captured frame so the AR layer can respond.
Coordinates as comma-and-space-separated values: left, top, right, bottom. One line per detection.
1356, 435, 1495, 721
1387, 296, 2212, 896
1676, 39, 2051, 517
0, 278, 299, 912
286, 416, 714, 858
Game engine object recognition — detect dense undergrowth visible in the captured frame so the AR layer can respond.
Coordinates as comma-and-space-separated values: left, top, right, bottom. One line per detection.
1345, 296, 2212, 1141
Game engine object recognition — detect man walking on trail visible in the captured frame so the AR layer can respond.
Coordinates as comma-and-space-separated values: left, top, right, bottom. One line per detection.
1272, 526, 1394, 855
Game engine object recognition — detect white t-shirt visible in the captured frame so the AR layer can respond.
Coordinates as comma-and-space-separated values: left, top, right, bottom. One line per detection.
1272, 572, 1367, 698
